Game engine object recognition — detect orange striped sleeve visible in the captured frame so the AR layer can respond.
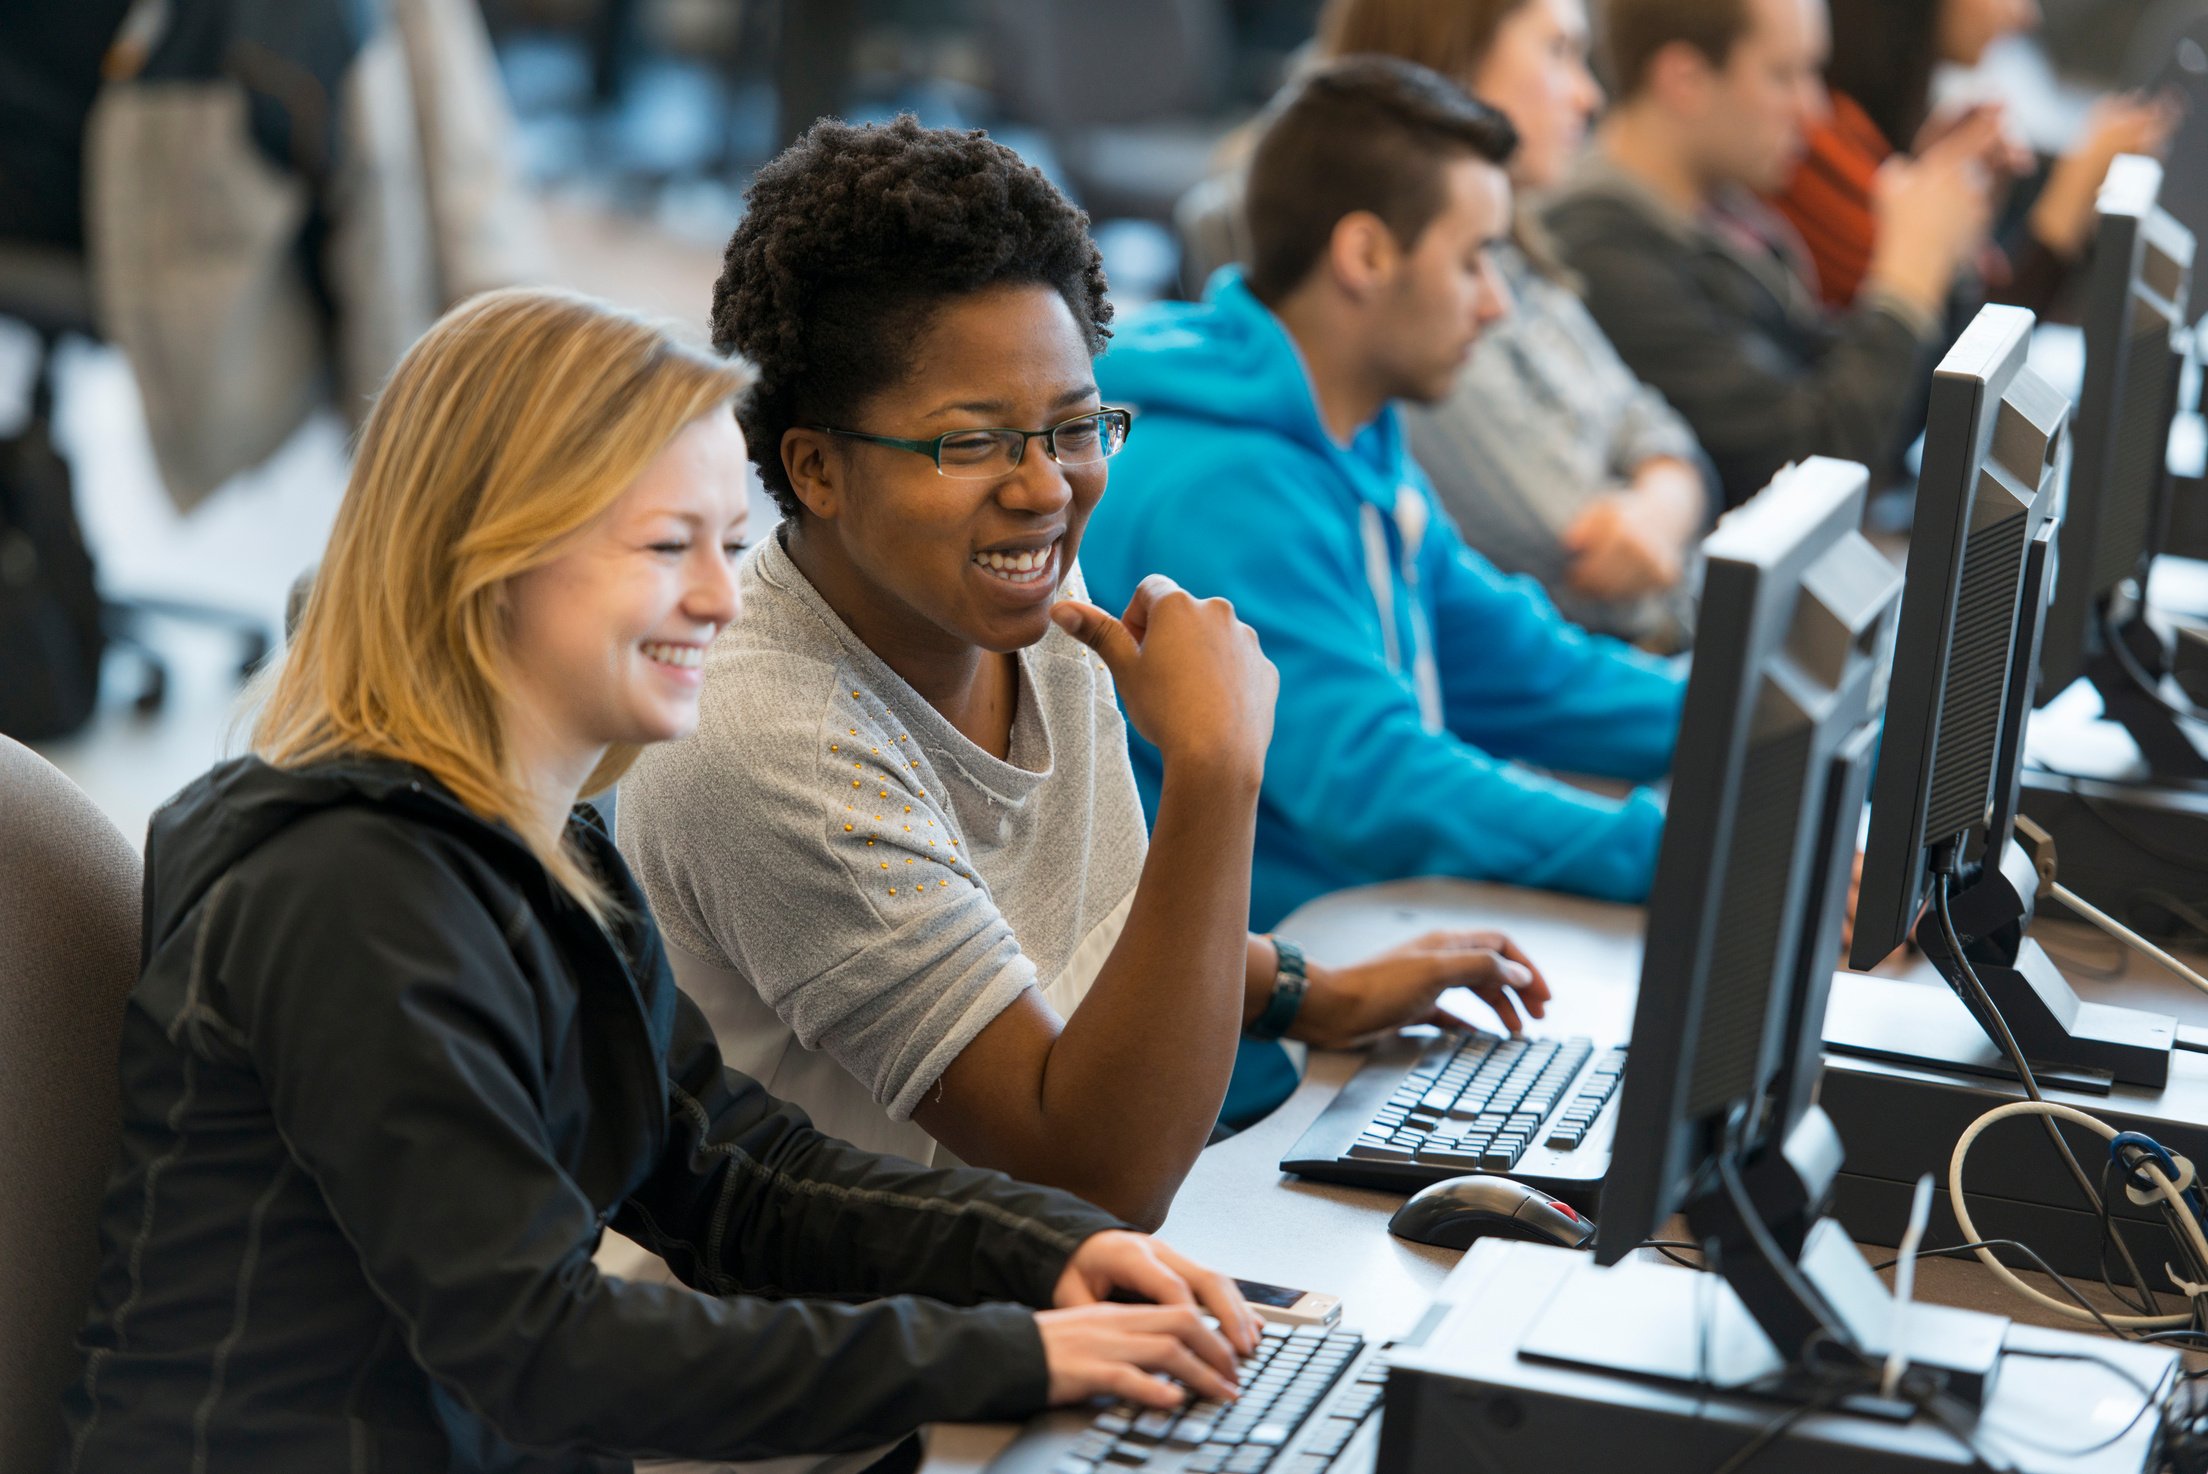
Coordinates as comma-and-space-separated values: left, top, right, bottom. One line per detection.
1768, 92, 1893, 309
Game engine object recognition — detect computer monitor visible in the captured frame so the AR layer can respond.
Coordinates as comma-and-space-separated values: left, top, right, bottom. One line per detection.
2147, 28, 2208, 332
1850, 304, 2177, 1088
1593, 457, 1898, 1290
2038, 154, 2197, 768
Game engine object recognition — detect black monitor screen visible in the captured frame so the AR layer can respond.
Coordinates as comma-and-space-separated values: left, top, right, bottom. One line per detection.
2039, 154, 2193, 698
1852, 306, 2066, 968
1595, 458, 1899, 1263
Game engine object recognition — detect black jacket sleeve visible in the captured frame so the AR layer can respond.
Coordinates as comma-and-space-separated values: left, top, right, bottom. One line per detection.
213, 820, 1102, 1464
614, 991, 1129, 1308
1552, 198, 1933, 505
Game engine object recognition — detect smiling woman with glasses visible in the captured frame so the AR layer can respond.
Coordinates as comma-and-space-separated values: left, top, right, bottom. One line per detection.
615, 115, 1539, 1237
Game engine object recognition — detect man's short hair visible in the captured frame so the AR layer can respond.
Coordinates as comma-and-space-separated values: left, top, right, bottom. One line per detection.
1244, 56, 1517, 304
1600, 0, 1754, 101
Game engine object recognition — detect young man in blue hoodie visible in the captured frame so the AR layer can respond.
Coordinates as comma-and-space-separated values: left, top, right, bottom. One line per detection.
1081, 58, 1688, 1117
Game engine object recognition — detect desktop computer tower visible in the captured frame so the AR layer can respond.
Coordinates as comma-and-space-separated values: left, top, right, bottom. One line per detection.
1821, 971, 2208, 1279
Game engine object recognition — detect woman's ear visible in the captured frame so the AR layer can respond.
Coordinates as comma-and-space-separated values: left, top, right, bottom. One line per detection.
781, 428, 841, 521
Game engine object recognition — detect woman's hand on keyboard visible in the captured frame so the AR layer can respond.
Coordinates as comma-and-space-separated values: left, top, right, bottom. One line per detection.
1291, 929, 1551, 1050
1036, 1302, 1242, 1408
1041, 1230, 1258, 1405
1052, 1231, 1260, 1350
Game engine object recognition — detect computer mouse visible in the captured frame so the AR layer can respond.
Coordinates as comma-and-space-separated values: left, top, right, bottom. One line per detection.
1386, 1174, 1597, 1252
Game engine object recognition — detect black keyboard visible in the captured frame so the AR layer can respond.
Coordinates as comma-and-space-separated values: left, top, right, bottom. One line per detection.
1279, 1029, 1626, 1213
987, 1324, 1384, 1474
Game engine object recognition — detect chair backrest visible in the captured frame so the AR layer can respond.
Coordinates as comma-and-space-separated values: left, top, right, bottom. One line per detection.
0, 737, 142, 1472
0, 241, 98, 341
1173, 169, 1252, 299
985, 0, 1229, 130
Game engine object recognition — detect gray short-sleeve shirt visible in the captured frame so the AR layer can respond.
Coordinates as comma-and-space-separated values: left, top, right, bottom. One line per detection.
618, 531, 1149, 1165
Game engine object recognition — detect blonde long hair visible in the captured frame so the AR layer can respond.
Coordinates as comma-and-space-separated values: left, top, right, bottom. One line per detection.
255, 287, 754, 920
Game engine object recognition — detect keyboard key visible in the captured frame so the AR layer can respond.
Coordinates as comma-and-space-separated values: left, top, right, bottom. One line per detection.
1479, 1144, 1519, 1170
1103, 1445, 1151, 1465
1279, 1457, 1332, 1474
1346, 1141, 1415, 1162
1246, 1424, 1293, 1446
1053, 1459, 1098, 1474
1224, 1446, 1274, 1474
1306, 1419, 1362, 1456
1172, 1421, 1215, 1446
1095, 1410, 1135, 1436
1185, 1451, 1229, 1474
1130, 1411, 1177, 1442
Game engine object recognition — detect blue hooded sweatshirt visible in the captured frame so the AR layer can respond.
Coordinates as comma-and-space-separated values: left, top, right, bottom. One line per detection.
1084, 271, 1686, 935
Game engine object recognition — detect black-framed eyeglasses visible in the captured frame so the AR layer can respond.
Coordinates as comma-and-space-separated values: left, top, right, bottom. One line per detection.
810, 407, 1133, 480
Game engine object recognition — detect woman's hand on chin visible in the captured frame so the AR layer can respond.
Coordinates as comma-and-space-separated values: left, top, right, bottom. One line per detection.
1050, 575, 1277, 788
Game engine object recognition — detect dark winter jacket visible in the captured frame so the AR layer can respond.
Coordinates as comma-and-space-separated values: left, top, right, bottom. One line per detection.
58, 756, 1124, 1473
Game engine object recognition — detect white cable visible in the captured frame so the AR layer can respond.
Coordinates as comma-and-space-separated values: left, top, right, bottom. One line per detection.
2050, 881, 2208, 998
1948, 1099, 2208, 1328
1882, 1174, 1935, 1399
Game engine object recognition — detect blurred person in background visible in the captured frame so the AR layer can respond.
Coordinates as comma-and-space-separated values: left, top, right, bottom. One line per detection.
1085, 59, 1685, 1125
1314, 0, 1716, 649
1544, 0, 1992, 507
1768, 0, 2176, 314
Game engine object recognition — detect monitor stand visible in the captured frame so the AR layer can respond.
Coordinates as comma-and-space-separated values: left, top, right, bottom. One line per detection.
1891, 516, 2177, 1091
2022, 550, 2208, 943
2018, 765, 2208, 944
2090, 608, 2208, 782
1525, 1109, 2003, 1408
1827, 834, 2177, 1091
1380, 1240, 2175, 1474
1520, 1219, 2005, 1408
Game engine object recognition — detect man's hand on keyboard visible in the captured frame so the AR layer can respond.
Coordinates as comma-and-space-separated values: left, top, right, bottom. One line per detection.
1291, 929, 1551, 1050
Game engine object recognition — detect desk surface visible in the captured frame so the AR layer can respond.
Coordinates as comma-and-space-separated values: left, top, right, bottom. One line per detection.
926, 879, 2208, 1470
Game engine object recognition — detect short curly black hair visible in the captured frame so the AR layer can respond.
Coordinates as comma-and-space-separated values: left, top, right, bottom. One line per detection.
712, 115, 1114, 517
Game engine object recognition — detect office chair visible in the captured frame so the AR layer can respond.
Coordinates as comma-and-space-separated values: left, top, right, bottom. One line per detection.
0, 736, 143, 1471
0, 239, 273, 725
982, 0, 1236, 225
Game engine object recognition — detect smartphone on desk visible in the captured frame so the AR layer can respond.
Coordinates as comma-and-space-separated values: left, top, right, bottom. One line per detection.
1234, 1278, 1343, 1328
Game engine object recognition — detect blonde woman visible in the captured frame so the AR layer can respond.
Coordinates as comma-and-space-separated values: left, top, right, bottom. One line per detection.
58, 288, 1256, 1474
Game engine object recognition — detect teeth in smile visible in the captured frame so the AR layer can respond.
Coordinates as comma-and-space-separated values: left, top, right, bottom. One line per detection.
642, 642, 704, 669
972, 542, 1057, 584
